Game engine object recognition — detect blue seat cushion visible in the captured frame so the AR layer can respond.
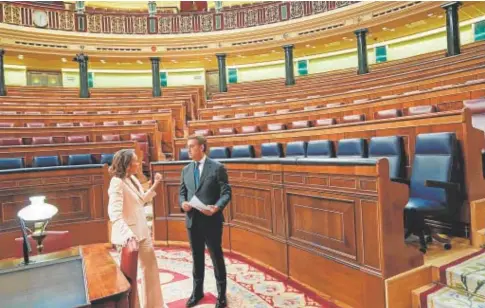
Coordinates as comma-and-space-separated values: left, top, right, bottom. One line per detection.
67, 154, 93, 166
369, 136, 404, 179
405, 197, 447, 213
231, 145, 255, 158
33, 156, 60, 167
100, 154, 114, 165
286, 141, 307, 157
261, 142, 284, 158
307, 140, 334, 158
337, 138, 367, 158
0, 158, 24, 170
209, 147, 231, 159
179, 148, 189, 160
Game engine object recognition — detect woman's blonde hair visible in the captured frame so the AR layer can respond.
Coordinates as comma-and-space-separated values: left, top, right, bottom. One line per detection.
109, 149, 135, 178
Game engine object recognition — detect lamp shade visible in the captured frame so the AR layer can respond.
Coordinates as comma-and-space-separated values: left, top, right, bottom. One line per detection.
17, 196, 58, 222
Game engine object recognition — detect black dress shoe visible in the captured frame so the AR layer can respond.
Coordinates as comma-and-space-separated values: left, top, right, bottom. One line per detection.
186, 293, 204, 307
215, 297, 227, 308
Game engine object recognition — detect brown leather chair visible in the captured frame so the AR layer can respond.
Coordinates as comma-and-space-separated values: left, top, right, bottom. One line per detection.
102, 134, 121, 142
67, 136, 89, 143
0, 122, 14, 128
32, 137, 54, 145
0, 138, 22, 146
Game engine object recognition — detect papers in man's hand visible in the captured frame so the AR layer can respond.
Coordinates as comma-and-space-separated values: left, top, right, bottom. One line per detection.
189, 195, 211, 211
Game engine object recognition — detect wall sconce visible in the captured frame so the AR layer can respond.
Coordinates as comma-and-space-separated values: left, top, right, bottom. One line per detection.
17, 196, 58, 264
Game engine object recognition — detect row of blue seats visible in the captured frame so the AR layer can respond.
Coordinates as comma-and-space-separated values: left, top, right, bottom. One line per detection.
181, 132, 463, 253
180, 136, 405, 179
0, 154, 114, 170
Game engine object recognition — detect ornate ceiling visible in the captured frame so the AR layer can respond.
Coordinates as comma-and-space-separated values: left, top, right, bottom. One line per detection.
0, 1, 484, 71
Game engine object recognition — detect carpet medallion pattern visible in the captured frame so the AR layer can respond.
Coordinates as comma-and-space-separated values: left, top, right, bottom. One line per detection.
110, 247, 339, 308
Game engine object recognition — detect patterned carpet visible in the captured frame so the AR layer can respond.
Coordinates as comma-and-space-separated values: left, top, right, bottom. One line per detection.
110, 246, 340, 308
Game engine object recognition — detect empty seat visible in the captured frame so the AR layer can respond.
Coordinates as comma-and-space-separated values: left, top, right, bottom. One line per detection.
97, 111, 111, 115
341, 114, 365, 123
408, 105, 437, 115
249, 102, 263, 106
102, 135, 121, 142
403, 132, 461, 253
194, 129, 213, 136
0, 138, 22, 146
26, 122, 45, 128
235, 113, 248, 118
100, 154, 114, 165
67, 154, 93, 165
138, 109, 150, 113
79, 122, 95, 127
49, 111, 64, 115
303, 105, 322, 111
103, 121, 119, 126
326, 102, 342, 108
118, 110, 131, 115
212, 115, 228, 120
123, 120, 139, 126
0, 122, 14, 128
254, 111, 269, 117
56, 122, 74, 127
1, 111, 17, 115
369, 136, 405, 179
73, 111, 88, 115
218, 128, 236, 135
241, 126, 260, 133
231, 145, 255, 158
24, 111, 41, 115
463, 98, 485, 113
67, 135, 89, 143
261, 142, 284, 158
307, 140, 335, 158
286, 141, 307, 158
141, 120, 157, 125
32, 137, 54, 145
292, 121, 311, 129
33, 156, 60, 167
276, 109, 291, 114
179, 148, 189, 160
0, 158, 24, 170
337, 138, 367, 158
375, 109, 402, 120
209, 147, 231, 159
267, 123, 286, 131
314, 118, 336, 126
130, 133, 149, 163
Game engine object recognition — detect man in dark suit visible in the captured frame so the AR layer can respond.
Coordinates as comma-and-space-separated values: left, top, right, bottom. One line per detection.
179, 135, 231, 308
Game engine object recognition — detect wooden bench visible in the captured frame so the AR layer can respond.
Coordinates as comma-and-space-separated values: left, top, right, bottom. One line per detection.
151, 158, 423, 308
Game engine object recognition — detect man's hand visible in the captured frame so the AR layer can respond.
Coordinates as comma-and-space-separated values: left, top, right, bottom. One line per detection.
200, 205, 220, 216
182, 201, 192, 212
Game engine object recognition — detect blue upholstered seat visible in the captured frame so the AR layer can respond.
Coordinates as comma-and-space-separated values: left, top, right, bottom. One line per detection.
369, 136, 404, 179
261, 143, 284, 158
33, 156, 60, 168
337, 138, 367, 158
403, 132, 461, 253
306, 140, 335, 158
285, 141, 307, 158
179, 148, 189, 160
0, 158, 24, 170
231, 145, 255, 158
100, 154, 114, 165
209, 147, 231, 159
67, 154, 93, 166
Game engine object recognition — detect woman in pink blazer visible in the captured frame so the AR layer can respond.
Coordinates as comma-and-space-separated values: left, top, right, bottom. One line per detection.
108, 149, 164, 308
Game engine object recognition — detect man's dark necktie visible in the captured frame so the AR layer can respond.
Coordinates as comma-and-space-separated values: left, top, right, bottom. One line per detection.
194, 161, 200, 189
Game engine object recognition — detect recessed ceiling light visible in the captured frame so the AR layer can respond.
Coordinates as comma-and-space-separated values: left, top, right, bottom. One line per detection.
427, 13, 434, 17
438, 15, 443, 18
136, 60, 143, 64
305, 44, 311, 47
382, 27, 387, 30
271, 50, 276, 53
100, 59, 106, 64
312, 46, 316, 49
61, 58, 67, 62
18, 55, 24, 60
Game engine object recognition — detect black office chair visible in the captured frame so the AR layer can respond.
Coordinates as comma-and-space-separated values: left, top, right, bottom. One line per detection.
394, 132, 462, 253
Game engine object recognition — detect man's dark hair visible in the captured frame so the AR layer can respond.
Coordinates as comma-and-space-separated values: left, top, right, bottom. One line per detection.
188, 135, 207, 152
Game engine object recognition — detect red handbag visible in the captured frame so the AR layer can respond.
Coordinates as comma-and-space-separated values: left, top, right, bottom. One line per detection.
120, 240, 139, 308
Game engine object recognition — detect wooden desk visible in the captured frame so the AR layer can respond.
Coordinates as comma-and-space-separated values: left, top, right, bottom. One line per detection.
151, 158, 424, 308
0, 244, 130, 307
